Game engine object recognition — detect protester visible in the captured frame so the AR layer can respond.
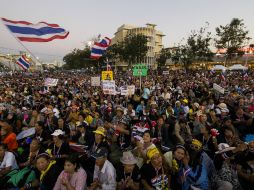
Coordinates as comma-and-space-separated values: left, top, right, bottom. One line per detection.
0, 69, 253, 189
54, 154, 87, 190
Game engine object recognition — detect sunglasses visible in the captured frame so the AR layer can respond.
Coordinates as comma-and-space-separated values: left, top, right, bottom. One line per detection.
190, 144, 201, 150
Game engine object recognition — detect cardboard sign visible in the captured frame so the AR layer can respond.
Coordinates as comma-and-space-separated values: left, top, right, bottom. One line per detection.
102, 80, 116, 95
91, 77, 101, 86
213, 83, 225, 94
101, 71, 113, 80
44, 78, 58, 86
127, 85, 135, 95
163, 71, 169, 75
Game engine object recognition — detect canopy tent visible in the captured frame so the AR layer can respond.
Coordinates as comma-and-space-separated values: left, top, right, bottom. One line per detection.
228, 64, 248, 70
211, 65, 227, 71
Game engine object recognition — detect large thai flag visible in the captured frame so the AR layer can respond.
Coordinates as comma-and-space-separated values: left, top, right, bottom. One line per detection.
90, 37, 111, 59
16, 55, 30, 71
1, 18, 69, 42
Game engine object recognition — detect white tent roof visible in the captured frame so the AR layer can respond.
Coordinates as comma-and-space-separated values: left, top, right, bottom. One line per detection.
211, 65, 227, 70
228, 64, 248, 70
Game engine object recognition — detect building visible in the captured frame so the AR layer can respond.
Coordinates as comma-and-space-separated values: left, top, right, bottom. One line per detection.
112, 23, 165, 67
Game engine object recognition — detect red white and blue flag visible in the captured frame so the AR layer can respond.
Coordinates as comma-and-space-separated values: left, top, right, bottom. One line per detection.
220, 73, 226, 81
1, 18, 69, 42
243, 72, 248, 80
90, 37, 111, 59
16, 55, 30, 71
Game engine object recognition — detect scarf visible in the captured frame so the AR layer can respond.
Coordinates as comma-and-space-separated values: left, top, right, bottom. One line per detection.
40, 160, 56, 182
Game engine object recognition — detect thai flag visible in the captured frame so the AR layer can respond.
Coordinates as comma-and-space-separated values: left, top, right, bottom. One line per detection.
1, 18, 69, 42
220, 73, 226, 81
210, 69, 215, 75
90, 37, 111, 59
16, 55, 30, 71
243, 72, 248, 80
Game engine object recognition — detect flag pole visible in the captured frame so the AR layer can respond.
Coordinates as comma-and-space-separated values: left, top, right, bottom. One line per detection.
2, 20, 42, 69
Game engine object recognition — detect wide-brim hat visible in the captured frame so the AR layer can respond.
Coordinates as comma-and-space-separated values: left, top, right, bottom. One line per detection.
215, 143, 236, 154
120, 151, 138, 165
116, 106, 124, 112
51, 129, 65, 136
218, 103, 227, 109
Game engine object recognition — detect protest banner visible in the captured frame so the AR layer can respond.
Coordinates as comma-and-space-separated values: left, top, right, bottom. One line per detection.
44, 78, 58, 86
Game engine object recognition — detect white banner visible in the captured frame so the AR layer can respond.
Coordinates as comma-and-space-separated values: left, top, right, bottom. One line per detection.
163, 71, 169, 75
102, 80, 116, 95
44, 78, 58, 86
91, 77, 101, 86
213, 83, 225, 94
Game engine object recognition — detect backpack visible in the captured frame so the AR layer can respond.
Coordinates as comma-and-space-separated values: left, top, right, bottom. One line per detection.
7, 166, 36, 187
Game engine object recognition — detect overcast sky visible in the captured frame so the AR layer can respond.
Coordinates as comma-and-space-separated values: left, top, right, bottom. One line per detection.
0, 0, 254, 60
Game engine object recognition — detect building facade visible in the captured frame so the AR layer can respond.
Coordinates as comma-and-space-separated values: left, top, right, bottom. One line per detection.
112, 23, 165, 67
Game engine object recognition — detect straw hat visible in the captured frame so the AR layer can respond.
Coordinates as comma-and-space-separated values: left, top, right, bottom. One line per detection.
120, 151, 138, 165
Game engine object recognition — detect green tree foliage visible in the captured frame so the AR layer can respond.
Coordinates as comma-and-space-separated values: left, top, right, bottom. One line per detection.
122, 34, 148, 65
215, 18, 251, 61
171, 23, 213, 68
156, 48, 171, 67
63, 47, 96, 69
104, 34, 148, 66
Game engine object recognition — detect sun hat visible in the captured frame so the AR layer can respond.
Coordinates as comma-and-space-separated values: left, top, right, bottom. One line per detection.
120, 151, 138, 165
194, 102, 200, 108
150, 101, 157, 105
217, 103, 227, 109
215, 143, 236, 154
93, 127, 106, 137
51, 129, 65, 136
116, 106, 124, 112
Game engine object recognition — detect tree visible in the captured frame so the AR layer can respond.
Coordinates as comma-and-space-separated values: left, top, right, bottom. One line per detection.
63, 47, 96, 69
122, 34, 148, 65
171, 23, 213, 69
156, 48, 171, 67
215, 18, 251, 64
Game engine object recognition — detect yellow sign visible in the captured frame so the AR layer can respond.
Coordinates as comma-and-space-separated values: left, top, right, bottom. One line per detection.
101, 71, 113, 80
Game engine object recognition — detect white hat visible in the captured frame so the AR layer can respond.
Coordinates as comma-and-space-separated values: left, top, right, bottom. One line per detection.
218, 103, 227, 109
51, 129, 65, 136
120, 151, 138, 165
194, 102, 200, 108
215, 143, 235, 154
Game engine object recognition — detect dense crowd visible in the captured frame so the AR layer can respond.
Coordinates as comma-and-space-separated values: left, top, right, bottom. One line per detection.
0, 69, 254, 190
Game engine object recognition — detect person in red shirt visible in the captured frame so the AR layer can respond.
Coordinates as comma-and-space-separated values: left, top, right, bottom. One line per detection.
0, 121, 18, 151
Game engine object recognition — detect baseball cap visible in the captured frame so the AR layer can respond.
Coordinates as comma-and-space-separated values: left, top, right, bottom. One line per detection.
91, 147, 108, 159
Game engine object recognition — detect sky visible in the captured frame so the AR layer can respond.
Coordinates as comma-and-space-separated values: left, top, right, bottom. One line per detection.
0, 0, 254, 61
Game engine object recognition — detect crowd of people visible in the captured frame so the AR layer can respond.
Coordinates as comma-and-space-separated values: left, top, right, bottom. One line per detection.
0, 69, 254, 190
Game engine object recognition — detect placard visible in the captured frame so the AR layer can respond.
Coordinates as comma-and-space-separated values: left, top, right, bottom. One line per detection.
101, 71, 113, 80
102, 80, 116, 95
213, 83, 225, 94
91, 77, 101, 86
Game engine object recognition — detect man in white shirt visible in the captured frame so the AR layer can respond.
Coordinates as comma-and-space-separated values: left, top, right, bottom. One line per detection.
89, 147, 116, 190
0, 143, 18, 177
